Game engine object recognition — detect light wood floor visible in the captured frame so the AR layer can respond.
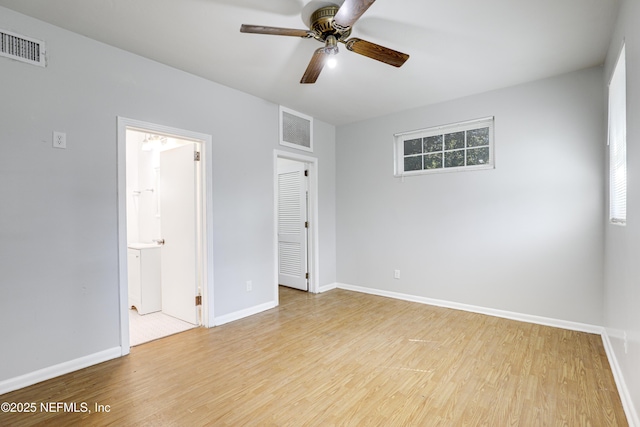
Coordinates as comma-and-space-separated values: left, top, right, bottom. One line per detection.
1, 287, 627, 426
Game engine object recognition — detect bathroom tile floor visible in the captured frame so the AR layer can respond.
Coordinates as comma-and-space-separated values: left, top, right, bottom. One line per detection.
129, 309, 196, 346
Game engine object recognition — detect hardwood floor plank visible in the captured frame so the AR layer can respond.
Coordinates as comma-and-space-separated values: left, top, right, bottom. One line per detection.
0, 287, 628, 426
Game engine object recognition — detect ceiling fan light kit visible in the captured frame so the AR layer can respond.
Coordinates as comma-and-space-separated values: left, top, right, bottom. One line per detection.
240, 0, 409, 84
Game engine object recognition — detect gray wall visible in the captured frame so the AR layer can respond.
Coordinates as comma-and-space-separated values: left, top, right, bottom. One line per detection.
0, 7, 336, 382
315, 121, 337, 286
5, 3, 637, 414
603, 0, 640, 418
336, 67, 605, 325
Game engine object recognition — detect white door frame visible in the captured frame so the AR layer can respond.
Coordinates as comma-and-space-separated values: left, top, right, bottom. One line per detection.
117, 117, 214, 356
273, 150, 319, 300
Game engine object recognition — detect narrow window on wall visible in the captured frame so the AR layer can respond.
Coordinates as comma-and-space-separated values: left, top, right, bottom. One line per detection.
609, 44, 627, 225
393, 117, 494, 177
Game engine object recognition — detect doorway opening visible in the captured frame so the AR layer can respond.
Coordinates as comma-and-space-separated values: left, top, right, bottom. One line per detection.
274, 150, 319, 301
117, 118, 214, 355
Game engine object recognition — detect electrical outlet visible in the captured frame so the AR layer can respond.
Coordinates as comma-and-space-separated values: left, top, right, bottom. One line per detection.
394, 269, 400, 279
53, 131, 66, 149
246, 280, 252, 292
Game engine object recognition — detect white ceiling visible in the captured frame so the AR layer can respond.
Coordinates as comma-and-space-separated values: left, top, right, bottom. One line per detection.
0, 0, 620, 126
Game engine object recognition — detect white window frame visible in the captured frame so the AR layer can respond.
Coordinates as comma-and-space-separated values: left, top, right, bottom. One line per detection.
608, 43, 627, 226
394, 117, 495, 177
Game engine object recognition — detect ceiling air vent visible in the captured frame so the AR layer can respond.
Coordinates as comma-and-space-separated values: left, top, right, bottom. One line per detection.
0, 29, 46, 67
279, 106, 313, 152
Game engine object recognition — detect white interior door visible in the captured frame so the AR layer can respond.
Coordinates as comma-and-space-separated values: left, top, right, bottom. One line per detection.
160, 143, 198, 324
278, 161, 308, 291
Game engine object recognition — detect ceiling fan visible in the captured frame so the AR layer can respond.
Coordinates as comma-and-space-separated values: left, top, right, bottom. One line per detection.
240, 0, 410, 84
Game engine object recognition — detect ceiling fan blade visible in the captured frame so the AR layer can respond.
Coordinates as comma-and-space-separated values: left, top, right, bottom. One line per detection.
301, 49, 328, 84
333, 0, 376, 29
344, 38, 409, 67
240, 24, 312, 37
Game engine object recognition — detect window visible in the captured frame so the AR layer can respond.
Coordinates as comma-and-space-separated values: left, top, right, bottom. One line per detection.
608, 44, 626, 225
394, 117, 494, 176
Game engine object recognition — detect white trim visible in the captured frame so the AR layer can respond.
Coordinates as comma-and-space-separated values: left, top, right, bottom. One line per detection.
116, 117, 215, 357
336, 283, 603, 334
337, 283, 640, 423
0, 347, 121, 395
273, 150, 320, 298
602, 329, 640, 427
214, 301, 277, 326
394, 116, 495, 177
393, 116, 495, 138
318, 282, 338, 293
608, 43, 627, 225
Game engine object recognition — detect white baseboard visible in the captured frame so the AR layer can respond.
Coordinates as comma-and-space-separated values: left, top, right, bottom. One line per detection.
601, 329, 639, 427
214, 301, 277, 326
3, 287, 636, 427
317, 282, 338, 293
0, 347, 121, 396
336, 283, 640, 423
336, 283, 603, 334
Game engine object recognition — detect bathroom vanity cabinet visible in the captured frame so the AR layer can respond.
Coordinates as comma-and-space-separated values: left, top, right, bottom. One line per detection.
127, 245, 162, 315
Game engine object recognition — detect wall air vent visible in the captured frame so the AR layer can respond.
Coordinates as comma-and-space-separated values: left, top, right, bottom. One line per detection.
280, 106, 313, 152
0, 29, 46, 67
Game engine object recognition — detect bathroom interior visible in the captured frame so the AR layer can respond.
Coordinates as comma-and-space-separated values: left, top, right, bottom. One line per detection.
125, 128, 200, 346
